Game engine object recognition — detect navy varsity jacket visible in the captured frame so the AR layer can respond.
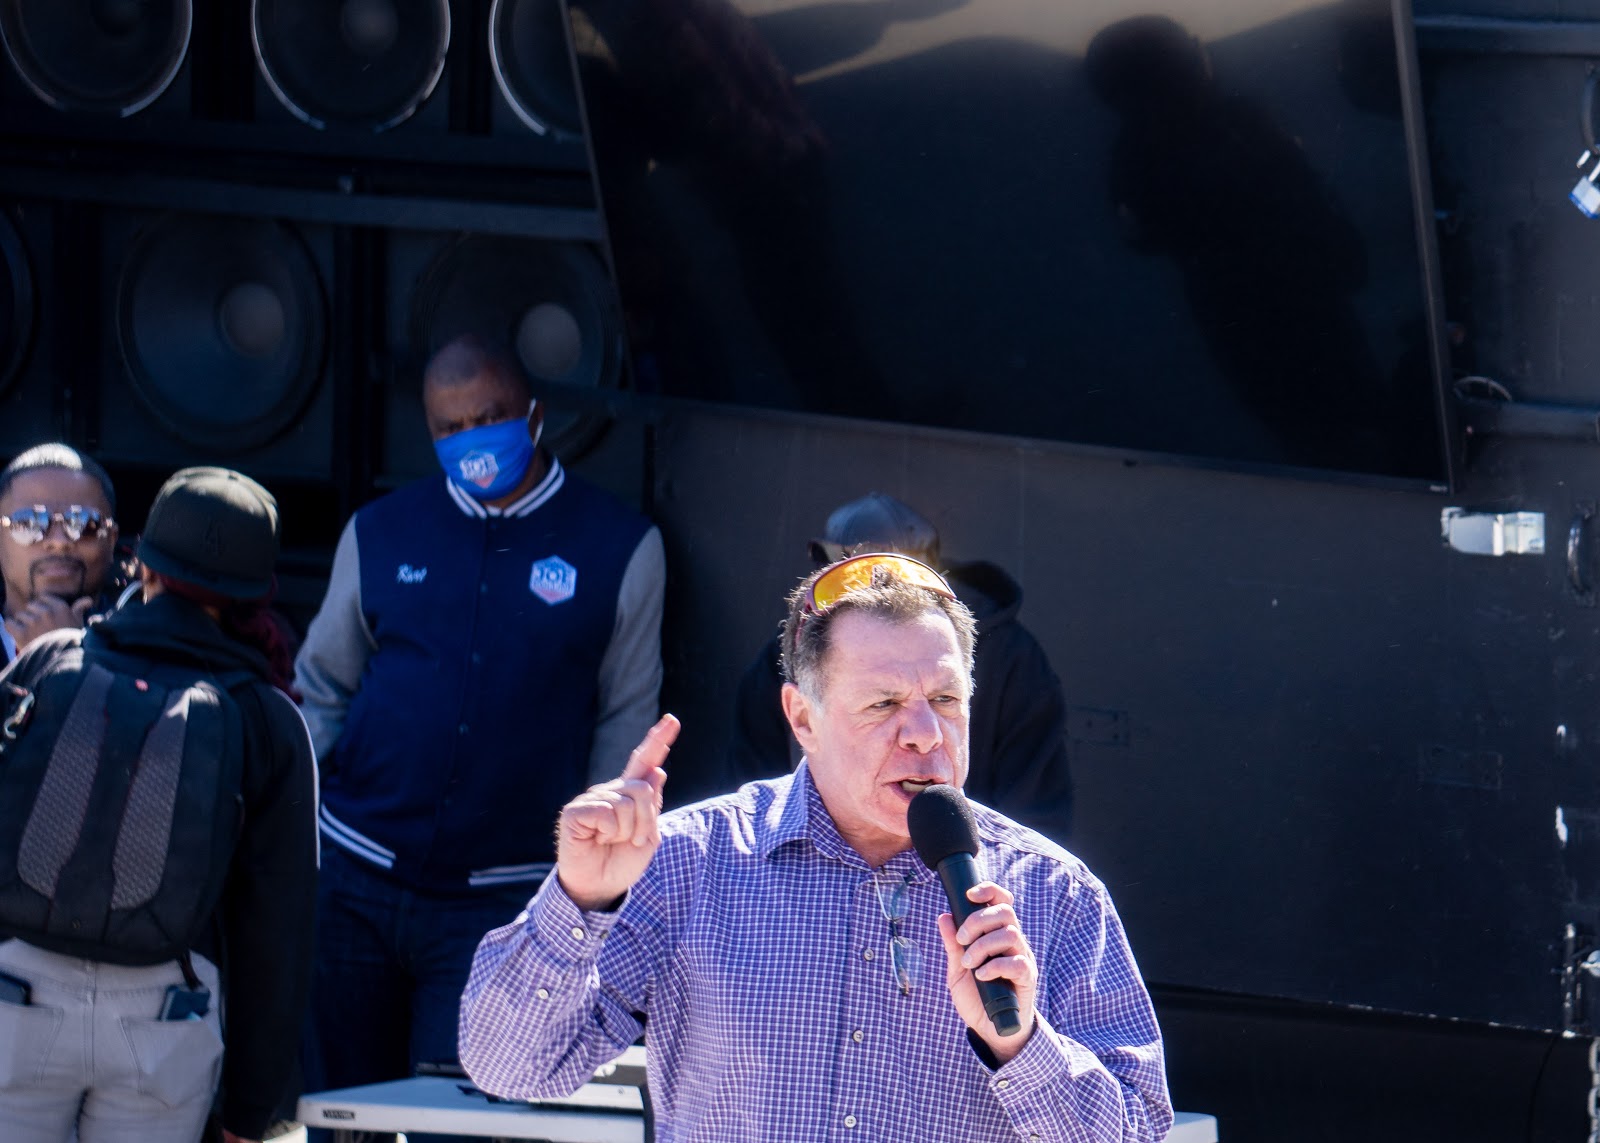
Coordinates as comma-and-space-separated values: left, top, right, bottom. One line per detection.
294, 460, 665, 893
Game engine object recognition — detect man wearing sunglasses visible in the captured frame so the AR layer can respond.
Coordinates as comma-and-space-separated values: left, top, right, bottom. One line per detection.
0, 444, 123, 663
460, 555, 1170, 1142
726, 492, 1074, 843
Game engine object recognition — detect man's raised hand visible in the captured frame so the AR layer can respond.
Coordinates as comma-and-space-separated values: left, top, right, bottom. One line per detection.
555, 714, 679, 912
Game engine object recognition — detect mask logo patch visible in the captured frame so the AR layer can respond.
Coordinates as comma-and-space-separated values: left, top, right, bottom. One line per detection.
458, 450, 499, 489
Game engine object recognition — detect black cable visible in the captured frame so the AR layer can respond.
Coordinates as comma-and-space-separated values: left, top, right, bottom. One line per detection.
1521, 1030, 1563, 1143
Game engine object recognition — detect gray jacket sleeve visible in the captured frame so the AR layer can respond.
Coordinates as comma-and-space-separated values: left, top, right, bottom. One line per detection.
586, 525, 666, 784
292, 517, 376, 761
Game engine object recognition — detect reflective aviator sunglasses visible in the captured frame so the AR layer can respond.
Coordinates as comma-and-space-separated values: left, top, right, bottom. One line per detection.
791, 552, 956, 656
0, 505, 114, 545
801, 552, 955, 615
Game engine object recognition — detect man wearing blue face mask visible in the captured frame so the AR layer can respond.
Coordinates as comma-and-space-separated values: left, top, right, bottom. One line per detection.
293, 335, 665, 1137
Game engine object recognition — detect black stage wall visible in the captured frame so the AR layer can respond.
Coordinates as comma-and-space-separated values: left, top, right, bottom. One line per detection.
2, 0, 1600, 1139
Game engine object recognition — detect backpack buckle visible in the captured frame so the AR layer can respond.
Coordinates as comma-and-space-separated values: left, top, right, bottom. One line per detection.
2, 686, 35, 741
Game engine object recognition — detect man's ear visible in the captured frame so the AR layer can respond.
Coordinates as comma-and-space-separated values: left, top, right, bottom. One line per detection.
781, 682, 819, 753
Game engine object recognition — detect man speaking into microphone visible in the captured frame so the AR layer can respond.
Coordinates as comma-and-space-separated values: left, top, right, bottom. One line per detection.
459, 554, 1171, 1141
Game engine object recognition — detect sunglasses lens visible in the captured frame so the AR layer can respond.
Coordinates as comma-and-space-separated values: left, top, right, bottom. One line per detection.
61, 507, 98, 541
5, 508, 46, 545
812, 555, 950, 611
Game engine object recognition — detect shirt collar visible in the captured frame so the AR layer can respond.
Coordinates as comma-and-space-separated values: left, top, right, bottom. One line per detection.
759, 761, 933, 880
444, 457, 565, 520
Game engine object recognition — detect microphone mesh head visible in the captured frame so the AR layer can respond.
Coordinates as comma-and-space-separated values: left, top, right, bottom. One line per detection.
908, 784, 979, 868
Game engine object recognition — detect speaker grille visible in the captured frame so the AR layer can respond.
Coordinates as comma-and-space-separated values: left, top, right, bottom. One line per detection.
0, 0, 192, 116
407, 235, 619, 455
114, 213, 327, 451
489, 0, 581, 137
253, 0, 450, 131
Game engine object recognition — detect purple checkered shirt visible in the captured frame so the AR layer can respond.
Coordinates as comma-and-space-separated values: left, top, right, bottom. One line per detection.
460, 764, 1172, 1142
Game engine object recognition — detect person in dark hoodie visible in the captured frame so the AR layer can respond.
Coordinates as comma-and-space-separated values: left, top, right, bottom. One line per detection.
0, 466, 317, 1143
726, 492, 1074, 842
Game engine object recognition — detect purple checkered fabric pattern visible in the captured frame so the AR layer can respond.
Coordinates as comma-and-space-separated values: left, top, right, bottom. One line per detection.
460, 764, 1172, 1143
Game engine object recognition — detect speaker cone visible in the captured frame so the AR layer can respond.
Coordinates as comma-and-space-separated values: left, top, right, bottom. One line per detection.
0, 0, 191, 116
489, 0, 581, 137
409, 236, 619, 455
116, 213, 327, 451
253, 0, 449, 131
0, 211, 33, 395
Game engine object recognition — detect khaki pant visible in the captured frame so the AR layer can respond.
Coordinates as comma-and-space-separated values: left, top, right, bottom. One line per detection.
0, 939, 224, 1143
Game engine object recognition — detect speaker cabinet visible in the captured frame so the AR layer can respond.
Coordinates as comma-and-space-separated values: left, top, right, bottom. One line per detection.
379, 229, 621, 486
0, 0, 193, 121
94, 209, 338, 482
0, 200, 60, 455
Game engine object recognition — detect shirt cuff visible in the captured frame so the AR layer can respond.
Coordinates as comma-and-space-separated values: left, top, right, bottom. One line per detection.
986, 1011, 1122, 1141
527, 874, 628, 964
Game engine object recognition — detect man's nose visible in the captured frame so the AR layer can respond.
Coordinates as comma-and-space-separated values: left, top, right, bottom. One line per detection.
38, 518, 73, 548
897, 697, 944, 754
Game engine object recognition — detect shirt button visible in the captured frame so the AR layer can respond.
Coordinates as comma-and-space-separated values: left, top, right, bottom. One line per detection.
844, 1116, 857, 1128
862, 949, 875, 961
851, 1030, 863, 1043
458, 723, 469, 735
571, 927, 585, 940
1030, 1135, 1040, 1142
536, 988, 550, 1000
998, 1079, 1010, 1089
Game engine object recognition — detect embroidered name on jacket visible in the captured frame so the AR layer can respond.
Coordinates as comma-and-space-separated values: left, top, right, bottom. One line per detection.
396, 564, 428, 584
529, 556, 577, 604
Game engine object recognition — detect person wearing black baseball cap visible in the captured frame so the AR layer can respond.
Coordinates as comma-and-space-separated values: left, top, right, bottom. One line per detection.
0, 466, 317, 1143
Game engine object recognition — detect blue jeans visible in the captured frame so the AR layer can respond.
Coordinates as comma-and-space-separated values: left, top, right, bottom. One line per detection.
302, 844, 538, 1143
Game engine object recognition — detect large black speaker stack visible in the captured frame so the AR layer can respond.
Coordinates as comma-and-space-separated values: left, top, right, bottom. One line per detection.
0, 0, 622, 575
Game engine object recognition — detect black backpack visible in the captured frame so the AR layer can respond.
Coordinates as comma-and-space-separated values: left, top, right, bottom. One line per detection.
0, 629, 255, 965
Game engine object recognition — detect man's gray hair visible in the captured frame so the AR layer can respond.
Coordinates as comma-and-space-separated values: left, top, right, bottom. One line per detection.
781, 562, 976, 701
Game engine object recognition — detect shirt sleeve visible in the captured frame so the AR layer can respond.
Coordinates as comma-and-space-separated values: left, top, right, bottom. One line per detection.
586, 526, 665, 784
292, 517, 375, 761
458, 865, 671, 1100
219, 686, 320, 1139
983, 875, 1173, 1143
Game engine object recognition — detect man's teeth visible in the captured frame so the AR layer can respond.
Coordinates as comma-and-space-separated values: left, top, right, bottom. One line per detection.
900, 779, 935, 794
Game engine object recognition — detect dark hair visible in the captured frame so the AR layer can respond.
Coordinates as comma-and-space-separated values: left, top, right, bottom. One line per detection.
0, 444, 117, 514
781, 563, 976, 700
154, 573, 299, 696
423, 333, 532, 402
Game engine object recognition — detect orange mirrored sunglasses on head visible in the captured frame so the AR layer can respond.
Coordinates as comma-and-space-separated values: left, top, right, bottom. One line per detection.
804, 553, 955, 616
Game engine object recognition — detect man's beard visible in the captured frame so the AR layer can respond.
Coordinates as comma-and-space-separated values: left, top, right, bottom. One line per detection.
29, 559, 87, 602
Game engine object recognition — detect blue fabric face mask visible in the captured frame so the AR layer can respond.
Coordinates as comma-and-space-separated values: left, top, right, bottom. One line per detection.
434, 408, 542, 501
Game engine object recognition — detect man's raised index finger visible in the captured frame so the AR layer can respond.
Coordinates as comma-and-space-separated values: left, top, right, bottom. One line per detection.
621, 713, 680, 781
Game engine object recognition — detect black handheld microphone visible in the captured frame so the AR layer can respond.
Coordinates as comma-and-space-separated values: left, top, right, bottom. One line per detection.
907, 784, 1023, 1037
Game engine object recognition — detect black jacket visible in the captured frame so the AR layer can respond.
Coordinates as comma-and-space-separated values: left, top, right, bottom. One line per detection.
5, 593, 318, 1140
726, 560, 1074, 842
